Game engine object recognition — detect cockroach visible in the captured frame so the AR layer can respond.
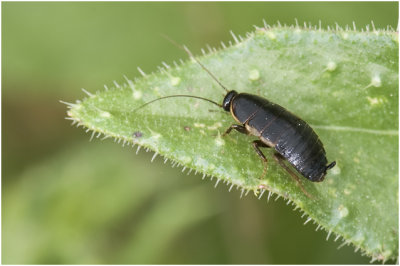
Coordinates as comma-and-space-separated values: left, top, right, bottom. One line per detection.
134, 40, 336, 196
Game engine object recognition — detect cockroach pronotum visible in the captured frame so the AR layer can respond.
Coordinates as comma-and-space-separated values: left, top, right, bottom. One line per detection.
134, 39, 336, 197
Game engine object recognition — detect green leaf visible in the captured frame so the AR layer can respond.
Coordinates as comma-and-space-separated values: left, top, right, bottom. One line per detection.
65, 26, 398, 262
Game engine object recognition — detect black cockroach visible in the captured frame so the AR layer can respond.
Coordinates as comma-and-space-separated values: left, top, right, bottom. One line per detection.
134, 40, 336, 196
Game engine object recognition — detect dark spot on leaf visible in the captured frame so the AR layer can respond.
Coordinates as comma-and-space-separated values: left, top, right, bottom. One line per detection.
133, 131, 143, 138
183, 126, 191, 131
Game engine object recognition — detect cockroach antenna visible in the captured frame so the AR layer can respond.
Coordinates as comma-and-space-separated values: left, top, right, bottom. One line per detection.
132, 94, 222, 113
160, 34, 229, 93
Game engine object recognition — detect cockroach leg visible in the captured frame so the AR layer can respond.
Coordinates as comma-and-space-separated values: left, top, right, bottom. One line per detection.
252, 140, 270, 179
222, 124, 248, 136
273, 153, 313, 199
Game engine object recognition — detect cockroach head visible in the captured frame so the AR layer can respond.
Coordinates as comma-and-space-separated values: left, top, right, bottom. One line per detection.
222, 90, 238, 112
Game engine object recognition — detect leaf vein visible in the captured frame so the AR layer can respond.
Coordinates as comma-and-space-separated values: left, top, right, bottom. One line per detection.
311, 124, 398, 136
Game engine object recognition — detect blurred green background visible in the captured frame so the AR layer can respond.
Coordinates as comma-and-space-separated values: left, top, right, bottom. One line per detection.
2, 2, 398, 264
